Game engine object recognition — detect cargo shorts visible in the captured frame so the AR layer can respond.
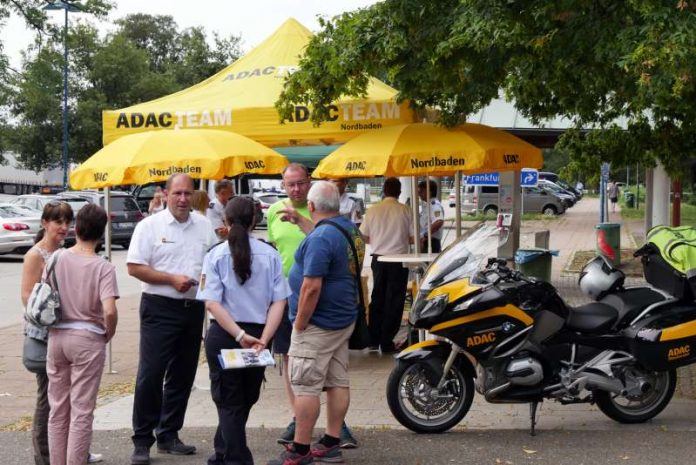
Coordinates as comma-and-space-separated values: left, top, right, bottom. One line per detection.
288, 322, 355, 396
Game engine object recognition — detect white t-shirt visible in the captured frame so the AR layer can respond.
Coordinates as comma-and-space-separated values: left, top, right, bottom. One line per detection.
127, 208, 217, 299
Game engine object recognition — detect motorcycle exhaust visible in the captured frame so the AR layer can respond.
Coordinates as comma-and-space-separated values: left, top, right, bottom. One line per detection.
484, 382, 512, 401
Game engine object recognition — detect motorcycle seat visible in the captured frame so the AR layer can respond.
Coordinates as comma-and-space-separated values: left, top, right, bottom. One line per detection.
566, 302, 618, 334
599, 287, 667, 326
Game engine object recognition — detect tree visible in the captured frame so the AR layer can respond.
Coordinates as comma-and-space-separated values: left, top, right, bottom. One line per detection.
276, 0, 696, 178
6, 13, 243, 170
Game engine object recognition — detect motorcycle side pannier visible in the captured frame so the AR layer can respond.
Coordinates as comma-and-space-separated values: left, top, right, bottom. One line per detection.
635, 225, 696, 301
625, 303, 696, 371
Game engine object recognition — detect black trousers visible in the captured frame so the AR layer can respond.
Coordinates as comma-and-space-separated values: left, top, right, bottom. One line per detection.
33, 372, 50, 465
205, 321, 266, 465
369, 258, 409, 351
421, 237, 442, 254
132, 293, 204, 447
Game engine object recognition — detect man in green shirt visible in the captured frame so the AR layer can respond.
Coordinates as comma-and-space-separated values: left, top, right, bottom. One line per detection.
268, 163, 359, 449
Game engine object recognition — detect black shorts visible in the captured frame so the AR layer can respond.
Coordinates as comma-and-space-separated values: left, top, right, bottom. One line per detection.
272, 304, 292, 355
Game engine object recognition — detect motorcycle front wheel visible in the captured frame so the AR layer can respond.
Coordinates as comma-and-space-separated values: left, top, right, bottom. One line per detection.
386, 358, 474, 433
594, 368, 676, 423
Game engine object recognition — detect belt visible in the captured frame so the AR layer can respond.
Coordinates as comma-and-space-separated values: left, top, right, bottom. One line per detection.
143, 293, 201, 308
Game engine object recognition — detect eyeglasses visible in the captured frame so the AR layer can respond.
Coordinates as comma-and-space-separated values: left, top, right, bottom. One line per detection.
283, 180, 311, 189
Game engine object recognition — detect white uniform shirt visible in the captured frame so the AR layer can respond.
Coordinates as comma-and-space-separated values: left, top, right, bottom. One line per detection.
419, 199, 445, 240
206, 197, 225, 231
360, 197, 412, 255
339, 193, 360, 223
127, 208, 217, 300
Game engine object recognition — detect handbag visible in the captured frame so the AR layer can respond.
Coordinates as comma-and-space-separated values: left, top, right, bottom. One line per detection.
316, 219, 370, 350
25, 249, 63, 327
22, 335, 47, 374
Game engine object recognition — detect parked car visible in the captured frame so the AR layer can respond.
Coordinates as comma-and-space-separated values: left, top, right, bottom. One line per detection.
0, 203, 41, 255
463, 185, 566, 216
131, 182, 165, 213
254, 192, 288, 228
57, 190, 144, 249
538, 179, 577, 207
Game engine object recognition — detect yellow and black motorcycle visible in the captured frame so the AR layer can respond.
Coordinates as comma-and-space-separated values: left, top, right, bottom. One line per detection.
387, 224, 696, 434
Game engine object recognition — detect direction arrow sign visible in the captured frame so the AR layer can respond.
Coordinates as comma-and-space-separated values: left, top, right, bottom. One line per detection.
464, 169, 538, 187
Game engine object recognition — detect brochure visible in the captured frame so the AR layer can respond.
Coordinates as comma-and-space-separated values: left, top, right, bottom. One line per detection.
218, 348, 276, 369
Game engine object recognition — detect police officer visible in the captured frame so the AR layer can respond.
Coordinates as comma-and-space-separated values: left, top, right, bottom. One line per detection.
418, 179, 445, 253
127, 173, 217, 465
198, 196, 289, 465
207, 179, 235, 240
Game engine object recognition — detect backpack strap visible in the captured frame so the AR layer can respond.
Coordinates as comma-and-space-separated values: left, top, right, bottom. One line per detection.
315, 219, 365, 312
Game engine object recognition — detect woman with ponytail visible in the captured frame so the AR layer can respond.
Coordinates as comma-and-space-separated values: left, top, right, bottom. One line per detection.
197, 196, 289, 465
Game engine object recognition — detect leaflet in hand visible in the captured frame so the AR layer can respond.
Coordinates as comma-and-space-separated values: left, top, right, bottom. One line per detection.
218, 349, 275, 369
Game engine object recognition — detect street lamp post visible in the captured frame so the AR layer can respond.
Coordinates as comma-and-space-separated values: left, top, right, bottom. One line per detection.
43, 1, 81, 189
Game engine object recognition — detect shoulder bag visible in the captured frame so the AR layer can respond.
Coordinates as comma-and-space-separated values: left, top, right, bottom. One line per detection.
24, 249, 64, 327
316, 219, 370, 350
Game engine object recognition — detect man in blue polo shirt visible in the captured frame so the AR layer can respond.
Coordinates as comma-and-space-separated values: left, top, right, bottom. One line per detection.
268, 181, 364, 465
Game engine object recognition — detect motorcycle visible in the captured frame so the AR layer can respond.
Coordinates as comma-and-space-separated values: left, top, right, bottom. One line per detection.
386, 224, 696, 435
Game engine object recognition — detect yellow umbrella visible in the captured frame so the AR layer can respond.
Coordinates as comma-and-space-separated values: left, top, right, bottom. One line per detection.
70, 129, 288, 189
312, 122, 543, 178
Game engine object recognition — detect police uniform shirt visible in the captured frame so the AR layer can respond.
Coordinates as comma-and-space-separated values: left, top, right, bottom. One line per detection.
419, 198, 445, 240
196, 238, 291, 324
127, 208, 217, 300
339, 193, 360, 223
206, 197, 225, 231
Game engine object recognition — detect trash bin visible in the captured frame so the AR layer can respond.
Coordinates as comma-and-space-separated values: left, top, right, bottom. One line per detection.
596, 223, 621, 266
624, 192, 635, 209
514, 248, 554, 282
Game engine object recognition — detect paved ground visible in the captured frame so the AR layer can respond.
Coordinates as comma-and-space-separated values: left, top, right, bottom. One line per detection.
2, 428, 696, 465
3, 196, 696, 463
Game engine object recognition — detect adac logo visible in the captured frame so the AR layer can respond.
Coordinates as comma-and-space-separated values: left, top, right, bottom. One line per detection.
244, 160, 266, 170
345, 161, 367, 171
466, 332, 496, 347
668, 344, 691, 361
503, 154, 520, 165
93, 172, 108, 182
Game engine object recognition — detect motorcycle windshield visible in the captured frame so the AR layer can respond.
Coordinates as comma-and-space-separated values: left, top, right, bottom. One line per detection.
420, 223, 502, 291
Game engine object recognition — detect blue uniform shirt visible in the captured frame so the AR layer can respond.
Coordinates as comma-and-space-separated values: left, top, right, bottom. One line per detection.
197, 238, 290, 324
288, 215, 365, 330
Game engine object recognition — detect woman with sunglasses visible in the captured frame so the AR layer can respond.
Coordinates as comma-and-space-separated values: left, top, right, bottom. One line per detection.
21, 201, 72, 465
20, 201, 103, 465
197, 196, 289, 465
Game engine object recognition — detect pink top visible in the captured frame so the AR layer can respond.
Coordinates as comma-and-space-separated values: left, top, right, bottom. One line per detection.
53, 250, 119, 330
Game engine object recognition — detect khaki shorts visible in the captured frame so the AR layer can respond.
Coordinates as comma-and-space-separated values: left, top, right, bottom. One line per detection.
288, 322, 355, 396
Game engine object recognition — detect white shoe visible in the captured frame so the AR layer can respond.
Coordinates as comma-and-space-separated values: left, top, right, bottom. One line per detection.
87, 452, 103, 463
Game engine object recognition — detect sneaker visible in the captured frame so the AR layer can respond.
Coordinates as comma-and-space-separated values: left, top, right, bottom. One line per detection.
277, 418, 296, 445
130, 446, 150, 465
156, 438, 196, 455
338, 423, 358, 449
87, 452, 103, 463
267, 448, 313, 465
311, 443, 344, 464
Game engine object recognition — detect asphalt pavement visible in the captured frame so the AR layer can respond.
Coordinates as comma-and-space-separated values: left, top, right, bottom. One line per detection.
2, 427, 696, 465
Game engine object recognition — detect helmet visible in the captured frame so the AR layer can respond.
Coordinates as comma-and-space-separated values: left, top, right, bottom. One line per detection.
578, 256, 625, 300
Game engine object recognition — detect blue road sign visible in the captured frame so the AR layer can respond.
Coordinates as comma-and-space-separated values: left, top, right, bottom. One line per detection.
464, 172, 499, 186
464, 169, 538, 187
520, 168, 538, 187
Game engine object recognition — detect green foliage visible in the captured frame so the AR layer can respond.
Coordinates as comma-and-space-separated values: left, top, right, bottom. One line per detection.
276, 0, 696, 178
4, 13, 242, 171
